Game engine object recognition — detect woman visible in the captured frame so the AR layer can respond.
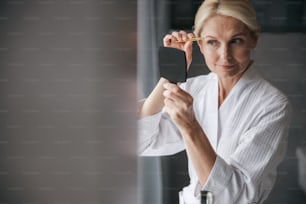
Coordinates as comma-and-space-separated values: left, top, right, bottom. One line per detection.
138, 0, 291, 203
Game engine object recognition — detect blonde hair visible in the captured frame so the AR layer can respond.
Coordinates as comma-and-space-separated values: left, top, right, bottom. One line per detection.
194, 0, 260, 38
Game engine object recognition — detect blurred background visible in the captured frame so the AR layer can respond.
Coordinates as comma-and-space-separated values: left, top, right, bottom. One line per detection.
0, 0, 137, 203
138, 0, 306, 204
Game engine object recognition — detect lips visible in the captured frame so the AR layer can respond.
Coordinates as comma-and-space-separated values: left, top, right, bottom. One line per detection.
218, 64, 235, 69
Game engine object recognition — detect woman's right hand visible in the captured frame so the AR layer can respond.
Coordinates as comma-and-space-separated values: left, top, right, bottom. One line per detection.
163, 31, 195, 70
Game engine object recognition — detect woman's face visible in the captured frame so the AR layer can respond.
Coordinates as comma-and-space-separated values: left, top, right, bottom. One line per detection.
197, 15, 257, 79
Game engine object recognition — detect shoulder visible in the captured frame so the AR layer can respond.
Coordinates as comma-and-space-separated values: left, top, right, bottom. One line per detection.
240, 66, 289, 106
254, 76, 289, 108
233, 66, 291, 125
246, 73, 291, 120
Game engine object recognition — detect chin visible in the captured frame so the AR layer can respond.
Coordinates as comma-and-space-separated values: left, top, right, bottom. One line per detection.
216, 68, 242, 78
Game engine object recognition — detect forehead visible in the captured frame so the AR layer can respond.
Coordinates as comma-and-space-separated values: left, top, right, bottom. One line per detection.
200, 15, 249, 37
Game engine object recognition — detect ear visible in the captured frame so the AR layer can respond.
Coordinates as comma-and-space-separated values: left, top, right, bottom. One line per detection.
250, 37, 258, 49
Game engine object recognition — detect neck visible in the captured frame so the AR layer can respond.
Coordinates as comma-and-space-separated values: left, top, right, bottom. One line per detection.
218, 61, 252, 107
218, 78, 237, 107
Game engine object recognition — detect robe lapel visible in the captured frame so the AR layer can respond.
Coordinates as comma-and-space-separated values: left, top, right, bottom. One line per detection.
204, 74, 219, 150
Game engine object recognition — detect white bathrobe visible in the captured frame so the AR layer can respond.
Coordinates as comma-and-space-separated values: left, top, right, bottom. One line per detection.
138, 65, 291, 204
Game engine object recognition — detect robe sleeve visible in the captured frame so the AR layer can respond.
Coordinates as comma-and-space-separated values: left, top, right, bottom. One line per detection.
138, 100, 186, 156
196, 97, 291, 203
137, 76, 208, 157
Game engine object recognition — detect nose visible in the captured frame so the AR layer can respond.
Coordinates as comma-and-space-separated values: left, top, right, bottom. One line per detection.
220, 44, 232, 60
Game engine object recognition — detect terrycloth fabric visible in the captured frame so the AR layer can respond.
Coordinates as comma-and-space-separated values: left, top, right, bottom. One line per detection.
138, 65, 291, 204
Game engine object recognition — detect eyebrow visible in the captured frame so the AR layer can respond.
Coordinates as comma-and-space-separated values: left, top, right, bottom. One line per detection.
203, 32, 247, 39
232, 32, 246, 37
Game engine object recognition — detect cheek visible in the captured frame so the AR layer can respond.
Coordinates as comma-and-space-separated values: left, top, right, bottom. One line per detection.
234, 48, 251, 62
202, 50, 217, 66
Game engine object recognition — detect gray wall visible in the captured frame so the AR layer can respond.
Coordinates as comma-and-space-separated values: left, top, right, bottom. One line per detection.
0, 1, 137, 203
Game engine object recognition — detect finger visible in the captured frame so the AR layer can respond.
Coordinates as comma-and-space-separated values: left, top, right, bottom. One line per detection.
184, 40, 193, 50
163, 82, 178, 90
163, 34, 173, 47
163, 98, 180, 118
163, 83, 181, 95
187, 32, 196, 40
163, 83, 184, 96
172, 31, 182, 42
179, 30, 188, 42
164, 97, 175, 108
184, 33, 196, 45
163, 83, 185, 96
163, 89, 183, 103
163, 99, 184, 123
164, 99, 183, 120
163, 90, 187, 109
163, 105, 176, 121
163, 83, 192, 104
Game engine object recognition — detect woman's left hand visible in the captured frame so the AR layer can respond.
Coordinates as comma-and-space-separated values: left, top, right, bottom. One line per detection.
163, 82, 197, 135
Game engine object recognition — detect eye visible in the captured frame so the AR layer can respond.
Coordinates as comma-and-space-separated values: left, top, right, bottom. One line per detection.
230, 38, 243, 44
207, 40, 218, 46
